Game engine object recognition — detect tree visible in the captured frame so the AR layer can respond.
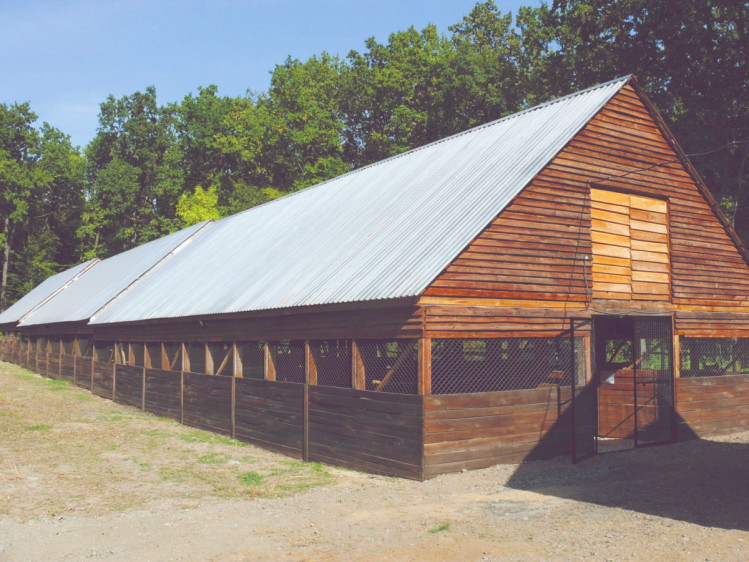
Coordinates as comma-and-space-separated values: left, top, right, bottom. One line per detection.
0, 103, 39, 311
81, 87, 182, 258
176, 185, 221, 226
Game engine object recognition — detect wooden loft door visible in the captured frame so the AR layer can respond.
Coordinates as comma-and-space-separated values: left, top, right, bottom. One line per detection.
590, 188, 670, 302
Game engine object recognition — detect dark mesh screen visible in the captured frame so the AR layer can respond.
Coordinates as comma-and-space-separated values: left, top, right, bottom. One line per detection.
208, 342, 234, 376
358, 340, 418, 394
680, 337, 749, 378
431, 337, 576, 394
312, 340, 351, 388
271, 340, 305, 384
237, 342, 265, 379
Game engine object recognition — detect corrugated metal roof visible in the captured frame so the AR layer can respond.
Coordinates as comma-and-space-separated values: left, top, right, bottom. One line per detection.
84, 76, 629, 325
0, 259, 99, 328
19, 221, 209, 326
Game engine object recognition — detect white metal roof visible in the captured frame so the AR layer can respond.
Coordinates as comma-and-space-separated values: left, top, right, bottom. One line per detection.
0, 259, 98, 328
87, 77, 629, 325
19, 222, 209, 326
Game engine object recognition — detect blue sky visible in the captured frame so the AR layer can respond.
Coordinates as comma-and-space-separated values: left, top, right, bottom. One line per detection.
0, 0, 531, 149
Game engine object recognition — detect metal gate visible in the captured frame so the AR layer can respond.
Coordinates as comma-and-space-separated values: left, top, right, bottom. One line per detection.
571, 318, 596, 463
633, 316, 676, 447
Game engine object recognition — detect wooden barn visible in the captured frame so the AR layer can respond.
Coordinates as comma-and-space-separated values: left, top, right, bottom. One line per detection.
2, 75, 749, 478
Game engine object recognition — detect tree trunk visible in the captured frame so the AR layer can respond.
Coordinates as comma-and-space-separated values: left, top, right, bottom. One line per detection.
0, 216, 11, 313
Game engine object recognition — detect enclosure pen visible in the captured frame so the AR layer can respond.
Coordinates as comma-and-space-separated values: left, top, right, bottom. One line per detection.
3, 76, 749, 478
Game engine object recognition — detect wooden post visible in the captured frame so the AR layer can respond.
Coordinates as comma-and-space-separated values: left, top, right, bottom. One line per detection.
351, 340, 365, 390
264, 342, 276, 381
305, 341, 317, 386
58, 337, 62, 379
233, 343, 242, 378
112, 359, 116, 401
418, 338, 432, 396
231, 376, 236, 440
673, 333, 681, 379
180, 343, 186, 424
90, 342, 95, 389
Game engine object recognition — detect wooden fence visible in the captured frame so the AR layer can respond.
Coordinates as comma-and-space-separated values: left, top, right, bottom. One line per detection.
3, 348, 749, 479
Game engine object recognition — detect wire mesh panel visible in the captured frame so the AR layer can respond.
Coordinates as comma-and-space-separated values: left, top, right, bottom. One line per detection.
38, 337, 48, 354
633, 317, 675, 447
208, 342, 234, 376
431, 337, 577, 394
237, 342, 265, 379
679, 337, 749, 378
163, 342, 181, 371
77, 336, 92, 359
271, 341, 305, 383
312, 340, 351, 388
146, 343, 161, 368
131, 343, 145, 367
358, 340, 418, 394
184, 342, 205, 373
94, 341, 115, 363
48, 337, 60, 354
61, 336, 75, 355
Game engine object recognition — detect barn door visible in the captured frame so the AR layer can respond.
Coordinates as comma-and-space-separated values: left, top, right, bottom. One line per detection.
633, 317, 676, 448
571, 319, 596, 463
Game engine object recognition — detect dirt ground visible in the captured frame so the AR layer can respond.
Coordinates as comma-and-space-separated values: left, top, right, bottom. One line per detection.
1, 362, 748, 561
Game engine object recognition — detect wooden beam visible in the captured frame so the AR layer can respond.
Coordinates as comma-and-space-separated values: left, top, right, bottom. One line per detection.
205, 343, 213, 375
351, 340, 365, 390
233, 343, 242, 378
215, 346, 231, 376
305, 340, 317, 386
264, 342, 276, 381
418, 338, 432, 396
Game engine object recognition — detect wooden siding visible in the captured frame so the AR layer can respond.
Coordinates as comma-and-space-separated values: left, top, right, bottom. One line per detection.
676, 374, 749, 437
423, 388, 572, 477
60, 355, 75, 382
421, 83, 749, 332
93, 305, 423, 343
113, 364, 142, 408
308, 386, 423, 479
92, 362, 114, 399
182, 372, 232, 436
234, 378, 304, 458
144, 368, 181, 420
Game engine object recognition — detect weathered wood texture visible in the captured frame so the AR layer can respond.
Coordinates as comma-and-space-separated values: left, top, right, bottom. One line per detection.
234, 378, 304, 458
47, 354, 62, 379
182, 372, 232, 436
60, 354, 75, 382
113, 364, 142, 408
144, 368, 181, 420
423, 306, 573, 339
92, 361, 114, 398
422, 83, 749, 331
308, 386, 423, 479
423, 387, 572, 477
675, 312, 749, 337
93, 305, 423, 342
676, 374, 749, 437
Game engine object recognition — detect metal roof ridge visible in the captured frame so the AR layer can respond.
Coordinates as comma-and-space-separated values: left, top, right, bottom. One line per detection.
87, 220, 213, 324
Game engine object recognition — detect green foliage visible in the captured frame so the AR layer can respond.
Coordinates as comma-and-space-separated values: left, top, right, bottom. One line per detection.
176, 185, 221, 226
237, 471, 264, 486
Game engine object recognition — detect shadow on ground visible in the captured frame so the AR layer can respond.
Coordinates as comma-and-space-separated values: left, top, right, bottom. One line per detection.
505, 433, 749, 531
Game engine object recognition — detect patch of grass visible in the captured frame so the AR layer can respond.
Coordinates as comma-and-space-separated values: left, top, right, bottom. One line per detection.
44, 379, 70, 391
74, 393, 95, 401
198, 452, 232, 465
12, 373, 39, 382
238, 471, 264, 486
429, 522, 452, 534
26, 423, 53, 431
178, 430, 244, 447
